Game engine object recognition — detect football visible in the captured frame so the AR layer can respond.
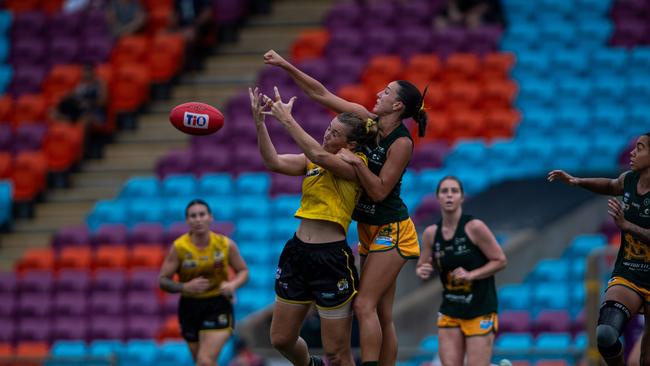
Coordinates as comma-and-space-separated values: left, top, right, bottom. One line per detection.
169, 102, 224, 135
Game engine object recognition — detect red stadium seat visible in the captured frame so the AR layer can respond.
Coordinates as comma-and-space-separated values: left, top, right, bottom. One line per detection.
111, 36, 151, 68
149, 33, 185, 83
362, 55, 403, 93
146, 6, 173, 35
448, 110, 484, 141
15, 341, 49, 366
446, 81, 481, 111
291, 29, 330, 63
412, 110, 451, 144
130, 244, 164, 269
480, 79, 518, 111
0, 343, 13, 357
444, 53, 481, 82
42, 65, 82, 108
41, 0, 64, 14
0, 152, 12, 179
157, 315, 182, 341
141, 0, 172, 12
402, 54, 442, 84
482, 52, 516, 82
57, 246, 92, 270
484, 108, 521, 140
14, 94, 47, 127
11, 151, 47, 202
94, 245, 129, 269
15, 248, 55, 274
5, 0, 40, 13
109, 63, 150, 114
43, 122, 84, 172
0, 96, 13, 123
336, 84, 375, 111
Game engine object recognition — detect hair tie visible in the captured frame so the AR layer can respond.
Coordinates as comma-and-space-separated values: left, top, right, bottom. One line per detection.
365, 118, 376, 133
418, 85, 430, 114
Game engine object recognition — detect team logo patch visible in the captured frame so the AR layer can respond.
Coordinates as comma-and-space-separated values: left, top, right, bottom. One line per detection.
306, 167, 322, 177
218, 314, 228, 326
644, 198, 650, 206
337, 279, 349, 291
479, 317, 494, 330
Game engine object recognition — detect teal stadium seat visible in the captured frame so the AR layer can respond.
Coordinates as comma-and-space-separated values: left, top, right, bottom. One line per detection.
127, 199, 164, 227
199, 173, 234, 197
512, 52, 551, 79
161, 174, 198, 197
527, 259, 569, 284
234, 195, 270, 218
155, 340, 193, 366
562, 234, 606, 258
0, 181, 11, 228
203, 195, 235, 221
626, 77, 650, 110
271, 195, 301, 217
534, 332, 572, 362
499, 284, 531, 311
235, 172, 271, 195
0, 11, 12, 36
419, 334, 439, 353
48, 340, 89, 366
270, 217, 298, 241
119, 176, 160, 199
88, 340, 123, 359
551, 51, 590, 78
162, 197, 190, 226
444, 140, 487, 167
121, 339, 158, 366
591, 49, 629, 75
494, 333, 534, 361
87, 200, 128, 230
533, 283, 569, 315
234, 218, 271, 242
516, 78, 555, 107
0, 64, 11, 93
576, 18, 613, 51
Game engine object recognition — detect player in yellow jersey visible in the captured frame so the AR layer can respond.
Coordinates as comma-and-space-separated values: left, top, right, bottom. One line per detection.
249, 86, 378, 366
159, 199, 249, 366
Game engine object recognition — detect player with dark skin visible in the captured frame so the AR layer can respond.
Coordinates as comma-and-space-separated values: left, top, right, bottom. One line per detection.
548, 133, 650, 366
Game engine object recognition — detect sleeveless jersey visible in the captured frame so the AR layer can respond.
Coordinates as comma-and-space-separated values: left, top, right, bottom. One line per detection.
434, 214, 498, 318
612, 171, 650, 289
174, 232, 230, 298
352, 123, 412, 225
295, 152, 368, 234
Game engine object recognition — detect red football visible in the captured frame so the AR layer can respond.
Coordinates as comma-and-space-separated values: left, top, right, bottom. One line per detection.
169, 102, 224, 136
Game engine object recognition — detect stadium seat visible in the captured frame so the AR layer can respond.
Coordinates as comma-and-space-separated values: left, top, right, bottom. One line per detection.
527, 258, 570, 284
149, 33, 184, 83
93, 269, 127, 293
494, 333, 534, 360
50, 340, 87, 358
499, 310, 532, 333
57, 247, 92, 270
291, 29, 329, 63
127, 199, 164, 227
87, 200, 128, 230
155, 340, 193, 366
119, 176, 160, 199
531, 310, 571, 335
15, 248, 55, 274
534, 332, 572, 361
563, 234, 607, 258
161, 174, 197, 197
130, 245, 164, 269
94, 247, 128, 269
499, 284, 531, 311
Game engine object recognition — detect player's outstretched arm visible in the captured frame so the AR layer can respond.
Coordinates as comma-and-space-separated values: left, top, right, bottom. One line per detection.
547, 169, 627, 196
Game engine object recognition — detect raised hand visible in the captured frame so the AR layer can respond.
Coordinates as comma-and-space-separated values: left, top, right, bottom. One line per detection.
263, 49, 288, 67
608, 198, 628, 229
547, 169, 579, 186
249, 87, 271, 126
416, 257, 434, 280
262, 86, 297, 126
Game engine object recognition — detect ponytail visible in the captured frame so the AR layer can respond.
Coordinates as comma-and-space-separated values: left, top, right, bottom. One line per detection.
396, 80, 428, 137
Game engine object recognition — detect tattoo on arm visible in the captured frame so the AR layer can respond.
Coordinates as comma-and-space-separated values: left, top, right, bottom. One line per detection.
159, 276, 183, 293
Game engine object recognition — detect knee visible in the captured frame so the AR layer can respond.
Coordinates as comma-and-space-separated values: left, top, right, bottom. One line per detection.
596, 324, 619, 348
353, 297, 375, 318
270, 332, 295, 352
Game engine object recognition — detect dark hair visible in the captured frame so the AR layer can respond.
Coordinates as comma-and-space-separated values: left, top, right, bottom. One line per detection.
645, 132, 650, 138
185, 199, 212, 217
396, 80, 428, 137
336, 112, 379, 151
435, 175, 464, 196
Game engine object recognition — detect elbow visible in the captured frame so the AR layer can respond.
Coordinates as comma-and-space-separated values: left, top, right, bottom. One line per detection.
367, 190, 389, 203
498, 257, 507, 271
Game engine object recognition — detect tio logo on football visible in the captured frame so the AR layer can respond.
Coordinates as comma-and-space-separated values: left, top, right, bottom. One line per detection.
183, 112, 210, 129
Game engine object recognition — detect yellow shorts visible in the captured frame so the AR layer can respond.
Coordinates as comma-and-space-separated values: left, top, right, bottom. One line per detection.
606, 276, 650, 304
357, 218, 420, 259
437, 312, 498, 336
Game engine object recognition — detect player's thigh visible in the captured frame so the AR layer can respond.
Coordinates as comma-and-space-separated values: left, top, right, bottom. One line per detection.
197, 329, 231, 364
465, 333, 495, 366
270, 301, 311, 345
438, 327, 465, 366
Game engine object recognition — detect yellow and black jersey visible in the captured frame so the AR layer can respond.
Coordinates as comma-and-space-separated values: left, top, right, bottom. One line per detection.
174, 232, 230, 298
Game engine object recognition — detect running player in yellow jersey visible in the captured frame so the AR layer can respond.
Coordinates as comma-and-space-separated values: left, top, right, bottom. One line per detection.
548, 132, 650, 366
250, 86, 377, 366
159, 199, 249, 366
264, 50, 426, 366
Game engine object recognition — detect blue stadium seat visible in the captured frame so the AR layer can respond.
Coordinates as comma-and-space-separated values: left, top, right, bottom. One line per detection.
626, 76, 650, 109
163, 197, 191, 226
555, 104, 591, 134
155, 340, 193, 366
452, 167, 491, 196
234, 195, 270, 218
563, 234, 607, 258
518, 138, 555, 172
128, 199, 164, 227
528, 258, 569, 284
629, 48, 650, 76
534, 332, 572, 361
570, 281, 586, 316
555, 77, 592, 104
538, 0, 575, 17
444, 140, 487, 167
122, 340, 158, 366
512, 51, 551, 78
203, 195, 235, 222
551, 51, 590, 78
538, 20, 576, 51
50, 340, 88, 358
533, 283, 569, 314
246, 263, 276, 289
0, 11, 12, 35
236, 172, 271, 195
576, 0, 612, 17
0, 64, 11, 92
494, 333, 534, 360
576, 19, 613, 51
401, 170, 419, 194
419, 334, 439, 353
571, 259, 586, 282
573, 332, 588, 350
239, 242, 276, 266
591, 77, 627, 107
500, 37, 534, 54
584, 135, 628, 172
119, 176, 160, 199
199, 173, 234, 197
0, 180, 11, 228
628, 104, 650, 133
590, 49, 629, 76
516, 78, 555, 106
235, 218, 271, 242
161, 174, 198, 197
499, 284, 531, 311
87, 200, 128, 230
271, 195, 301, 217
487, 141, 522, 168
417, 169, 450, 190
270, 217, 298, 241
88, 340, 123, 359
501, 0, 536, 19
518, 107, 555, 138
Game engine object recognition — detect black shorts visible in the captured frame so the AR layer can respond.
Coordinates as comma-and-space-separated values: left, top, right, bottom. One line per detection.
178, 295, 233, 342
275, 235, 359, 309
